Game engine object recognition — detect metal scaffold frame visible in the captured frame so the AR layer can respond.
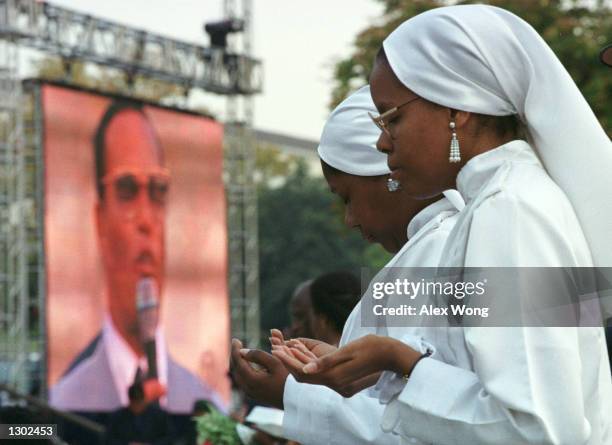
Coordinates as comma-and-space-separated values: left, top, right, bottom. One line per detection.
224, 0, 260, 347
0, 0, 262, 395
0, 0, 262, 94
0, 35, 28, 393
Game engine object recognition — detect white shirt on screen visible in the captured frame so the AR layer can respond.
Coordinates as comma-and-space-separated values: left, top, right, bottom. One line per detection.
378, 140, 612, 444
50, 313, 226, 414
103, 316, 169, 407
282, 196, 462, 445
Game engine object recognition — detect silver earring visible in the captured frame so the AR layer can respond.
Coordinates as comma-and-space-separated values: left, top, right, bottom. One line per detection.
449, 121, 461, 163
387, 177, 401, 192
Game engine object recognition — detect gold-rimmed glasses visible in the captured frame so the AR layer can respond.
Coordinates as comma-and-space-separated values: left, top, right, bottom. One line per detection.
368, 97, 421, 138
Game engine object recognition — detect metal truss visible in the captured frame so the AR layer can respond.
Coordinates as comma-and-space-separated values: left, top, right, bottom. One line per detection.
224, 0, 260, 347
0, 37, 29, 393
0, 0, 263, 95
225, 123, 260, 347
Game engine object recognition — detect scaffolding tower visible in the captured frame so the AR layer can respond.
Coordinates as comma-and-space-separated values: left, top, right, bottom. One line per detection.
0, 32, 27, 393
224, 0, 259, 347
0, 0, 262, 394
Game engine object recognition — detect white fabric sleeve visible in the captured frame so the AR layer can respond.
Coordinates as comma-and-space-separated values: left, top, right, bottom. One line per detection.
381, 327, 592, 444
380, 193, 594, 444
282, 375, 401, 445
372, 335, 436, 404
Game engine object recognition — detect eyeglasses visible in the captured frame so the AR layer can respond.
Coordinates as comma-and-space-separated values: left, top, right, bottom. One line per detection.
368, 97, 421, 138
101, 169, 171, 206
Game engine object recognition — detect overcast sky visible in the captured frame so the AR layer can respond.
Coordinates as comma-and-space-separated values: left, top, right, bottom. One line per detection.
48, 0, 384, 140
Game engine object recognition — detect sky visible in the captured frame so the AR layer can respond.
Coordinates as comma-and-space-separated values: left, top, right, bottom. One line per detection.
48, 0, 385, 140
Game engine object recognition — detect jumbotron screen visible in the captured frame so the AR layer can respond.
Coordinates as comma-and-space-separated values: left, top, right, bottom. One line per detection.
41, 83, 230, 414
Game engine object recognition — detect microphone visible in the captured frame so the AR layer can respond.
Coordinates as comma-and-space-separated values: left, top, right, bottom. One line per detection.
136, 277, 159, 380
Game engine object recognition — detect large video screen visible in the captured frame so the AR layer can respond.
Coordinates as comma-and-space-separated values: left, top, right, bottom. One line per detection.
41, 83, 229, 414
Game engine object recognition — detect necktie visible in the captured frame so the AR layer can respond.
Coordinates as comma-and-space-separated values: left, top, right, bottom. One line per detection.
133, 365, 144, 385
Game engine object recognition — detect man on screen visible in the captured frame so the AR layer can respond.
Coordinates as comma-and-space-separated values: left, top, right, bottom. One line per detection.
50, 100, 225, 414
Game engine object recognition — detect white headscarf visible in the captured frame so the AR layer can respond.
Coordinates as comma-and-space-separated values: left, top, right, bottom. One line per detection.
318, 85, 390, 176
383, 5, 612, 272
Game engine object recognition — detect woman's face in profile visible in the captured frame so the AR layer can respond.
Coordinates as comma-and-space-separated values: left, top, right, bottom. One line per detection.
322, 168, 414, 253
369, 59, 462, 199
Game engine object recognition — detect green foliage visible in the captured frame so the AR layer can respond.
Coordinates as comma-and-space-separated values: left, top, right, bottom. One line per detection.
330, 0, 612, 134
257, 150, 390, 332
195, 407, 241, 445
362, 242, 394, 270
255, 143, 300, 187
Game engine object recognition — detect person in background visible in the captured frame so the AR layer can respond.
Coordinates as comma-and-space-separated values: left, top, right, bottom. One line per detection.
288, 280, 314, 339
308, 271, 361, 346
105, 382, 174, 445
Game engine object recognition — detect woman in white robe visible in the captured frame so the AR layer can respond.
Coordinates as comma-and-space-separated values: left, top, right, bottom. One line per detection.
263, 86, 463, 444
294, 5, 612, 444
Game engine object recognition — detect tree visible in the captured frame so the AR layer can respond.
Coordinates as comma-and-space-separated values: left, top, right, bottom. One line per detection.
255, 143, 300, 187
331, 0, 612, 133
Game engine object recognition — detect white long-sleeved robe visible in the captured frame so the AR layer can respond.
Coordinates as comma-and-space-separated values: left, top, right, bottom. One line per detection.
282, 197, 461, 445
379, 140, 612, 445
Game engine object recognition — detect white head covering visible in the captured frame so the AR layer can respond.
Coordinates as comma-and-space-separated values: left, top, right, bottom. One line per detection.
383, 5, 612, 275
318, 85, 390, 176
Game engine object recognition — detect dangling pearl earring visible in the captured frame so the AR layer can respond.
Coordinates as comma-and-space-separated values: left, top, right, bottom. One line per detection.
387, 177, 401, 192
449, 120, 461, 163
